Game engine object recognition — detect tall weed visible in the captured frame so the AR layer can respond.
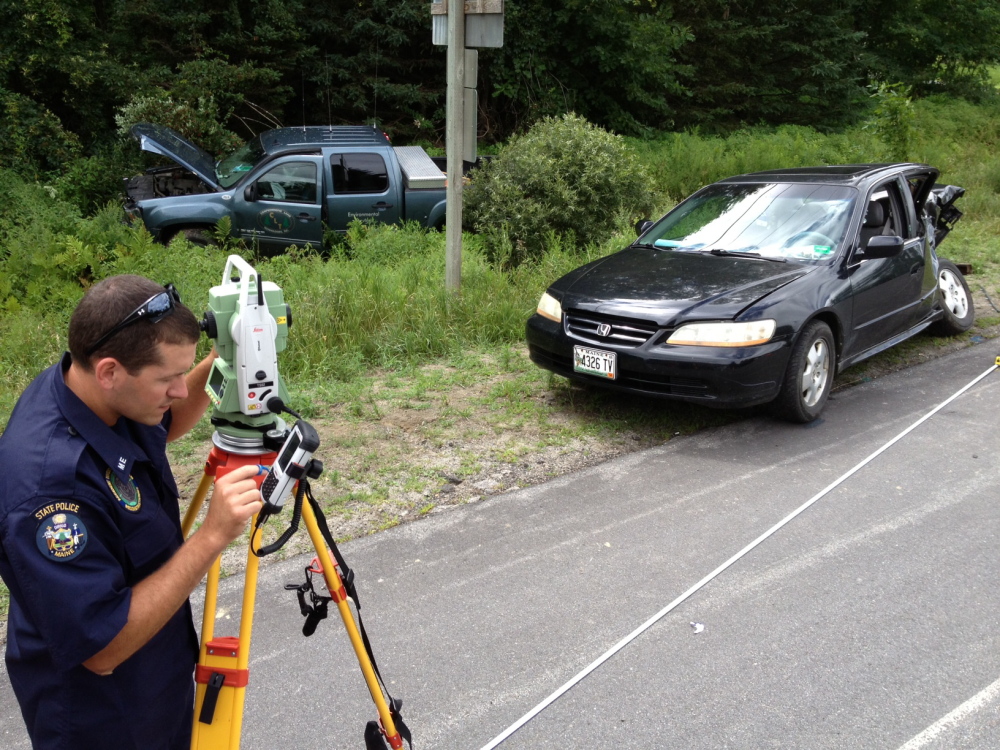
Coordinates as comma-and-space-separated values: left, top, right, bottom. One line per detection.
629, 125, 883, 201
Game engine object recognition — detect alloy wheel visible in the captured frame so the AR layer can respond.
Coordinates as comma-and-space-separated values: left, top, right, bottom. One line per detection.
938, 268, 969, 319
800, 338, 830, 407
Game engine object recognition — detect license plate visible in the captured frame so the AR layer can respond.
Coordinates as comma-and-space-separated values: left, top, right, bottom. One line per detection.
573, 345, 617, 379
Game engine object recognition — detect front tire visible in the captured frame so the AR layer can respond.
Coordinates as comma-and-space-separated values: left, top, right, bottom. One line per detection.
165, 227, 215, 247
931, 258, 974, 335
773, 320, 835, 423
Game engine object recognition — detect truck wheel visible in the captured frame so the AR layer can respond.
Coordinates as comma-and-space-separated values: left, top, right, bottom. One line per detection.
175, 228, 215, 247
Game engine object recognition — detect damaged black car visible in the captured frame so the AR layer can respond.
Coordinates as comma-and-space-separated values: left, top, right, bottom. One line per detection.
526, 164, 971, 422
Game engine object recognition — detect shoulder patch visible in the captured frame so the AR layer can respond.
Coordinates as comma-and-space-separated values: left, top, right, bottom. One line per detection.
34, 504, 88, 562
105, 468, 142, 512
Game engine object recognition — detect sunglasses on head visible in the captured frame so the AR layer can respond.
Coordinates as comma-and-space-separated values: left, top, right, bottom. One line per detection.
84, 283, 181, 357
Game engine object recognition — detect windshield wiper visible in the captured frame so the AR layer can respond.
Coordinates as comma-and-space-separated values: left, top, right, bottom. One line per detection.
708, 248, 786, 263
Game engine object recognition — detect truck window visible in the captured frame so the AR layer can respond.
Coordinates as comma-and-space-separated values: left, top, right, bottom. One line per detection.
217, 138, 267, 188
256, 162, 317, 203
331, 153, 389, 194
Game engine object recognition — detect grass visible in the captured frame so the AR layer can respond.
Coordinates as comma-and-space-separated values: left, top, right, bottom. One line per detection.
4, 92, 1000, 624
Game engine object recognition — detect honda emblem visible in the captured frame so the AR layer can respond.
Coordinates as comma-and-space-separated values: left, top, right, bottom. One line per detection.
597, 323, 612, 337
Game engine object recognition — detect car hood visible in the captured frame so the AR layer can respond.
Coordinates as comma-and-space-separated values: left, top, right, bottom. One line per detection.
130, 123, 221, 189
554, 247, 814, 326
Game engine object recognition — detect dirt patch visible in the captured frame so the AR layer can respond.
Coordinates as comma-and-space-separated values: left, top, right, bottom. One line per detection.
169, 299, 1000, 578
167, 357, 662, 572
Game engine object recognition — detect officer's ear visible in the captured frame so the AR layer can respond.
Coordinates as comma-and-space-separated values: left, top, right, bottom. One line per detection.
92, 356, 127, 391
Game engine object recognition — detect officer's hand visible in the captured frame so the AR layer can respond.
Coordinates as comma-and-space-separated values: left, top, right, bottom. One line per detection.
204, 465, 264, 549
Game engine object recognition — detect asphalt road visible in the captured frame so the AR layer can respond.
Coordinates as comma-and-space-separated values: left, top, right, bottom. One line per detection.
3, 342, 999, 749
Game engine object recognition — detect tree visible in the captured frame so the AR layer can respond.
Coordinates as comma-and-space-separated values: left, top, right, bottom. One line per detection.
299, 0, 443, 141
477, 0, 690, 138
668, 0, 870, 130
0, 0, 130, 151
856, 0, 1000, 97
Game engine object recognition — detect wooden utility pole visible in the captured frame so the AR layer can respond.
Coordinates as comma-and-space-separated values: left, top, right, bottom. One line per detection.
433, 0, 502, 292
444, 0, 465, 293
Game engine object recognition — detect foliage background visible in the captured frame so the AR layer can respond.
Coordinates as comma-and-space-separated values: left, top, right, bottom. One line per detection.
3, 0, 1000, 198
2, 0, 1000, 615
1, 94, 999, 423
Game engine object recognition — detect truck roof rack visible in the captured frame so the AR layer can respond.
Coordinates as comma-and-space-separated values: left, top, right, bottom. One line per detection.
261, 126, 390, 154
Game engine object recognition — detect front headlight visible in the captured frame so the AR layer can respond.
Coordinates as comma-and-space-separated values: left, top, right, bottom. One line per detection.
537, 291, 562, 323
667, 319, 776, 347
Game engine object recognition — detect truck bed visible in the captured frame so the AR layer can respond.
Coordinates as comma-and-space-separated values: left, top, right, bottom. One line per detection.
394, 146, 446, 190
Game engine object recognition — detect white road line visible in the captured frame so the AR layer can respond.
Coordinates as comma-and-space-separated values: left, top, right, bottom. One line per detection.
479, 362, 999, 750
895, 676, 1000, 750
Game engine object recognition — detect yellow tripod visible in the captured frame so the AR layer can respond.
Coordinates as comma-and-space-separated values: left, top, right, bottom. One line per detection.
181, 443, 408, 750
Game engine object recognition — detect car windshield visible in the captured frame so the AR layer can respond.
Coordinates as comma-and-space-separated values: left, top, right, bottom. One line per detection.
642, 182, 858, 262
216, 137, 268, 188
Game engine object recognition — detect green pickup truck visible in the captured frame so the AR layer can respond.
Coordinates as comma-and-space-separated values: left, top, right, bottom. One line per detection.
123, 123, 448, 252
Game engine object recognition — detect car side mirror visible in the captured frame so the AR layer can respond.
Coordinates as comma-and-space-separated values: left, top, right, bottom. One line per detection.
635, 219, 654, 236
244, 184, 257, 202
859, 235, 904, 259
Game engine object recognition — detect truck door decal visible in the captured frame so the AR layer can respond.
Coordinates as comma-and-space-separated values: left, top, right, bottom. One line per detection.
257, 209, 295, 234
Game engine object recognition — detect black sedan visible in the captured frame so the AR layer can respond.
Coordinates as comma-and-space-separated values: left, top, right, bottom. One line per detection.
526, 164, 972, 422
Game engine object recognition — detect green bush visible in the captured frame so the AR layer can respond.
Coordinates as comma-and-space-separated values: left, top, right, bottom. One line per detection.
53, 142, 143, 215
463, 113, 657, 267
864, 83, 916, 162
115, 94, 244, 158
0, 170, 82, 248
0, 90, 82, 180
629, 124, 883, 202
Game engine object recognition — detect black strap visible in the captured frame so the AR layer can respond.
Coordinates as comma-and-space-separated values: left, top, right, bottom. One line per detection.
365, 721, 389, 750
305, 487, 413, 750
284, 574, 332, 637
198, 672, 226, 725
254, 480, 306, 558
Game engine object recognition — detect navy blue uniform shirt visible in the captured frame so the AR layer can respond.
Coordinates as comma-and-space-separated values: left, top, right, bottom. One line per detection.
0, 354, 199, 749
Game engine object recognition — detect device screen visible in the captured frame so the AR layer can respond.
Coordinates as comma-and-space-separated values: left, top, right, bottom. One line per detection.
276, 429, 301, 471
208, 366, 226, 400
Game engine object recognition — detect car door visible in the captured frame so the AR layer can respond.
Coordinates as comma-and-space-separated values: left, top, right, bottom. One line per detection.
233, 156, 324, 252
902, 168, 941, 320
325, 151, 402, 232
846, 176, 927, 355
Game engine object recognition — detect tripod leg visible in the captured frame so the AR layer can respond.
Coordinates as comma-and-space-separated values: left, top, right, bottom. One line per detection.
182, 470, 214, 538
300, 499, 405, 749
191, 516, 263, 750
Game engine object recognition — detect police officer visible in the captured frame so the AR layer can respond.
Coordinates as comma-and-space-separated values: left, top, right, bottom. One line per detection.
0, 275, 264, 749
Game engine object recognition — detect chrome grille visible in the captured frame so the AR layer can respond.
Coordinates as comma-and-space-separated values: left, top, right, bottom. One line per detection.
564, 310, 659, 348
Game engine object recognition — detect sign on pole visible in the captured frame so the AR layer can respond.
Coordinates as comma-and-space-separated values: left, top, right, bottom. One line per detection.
432, 0, 504, 48
432, 0, 504, 291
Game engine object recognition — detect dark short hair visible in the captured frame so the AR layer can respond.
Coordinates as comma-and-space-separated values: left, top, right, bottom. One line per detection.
69, 275, 202, 373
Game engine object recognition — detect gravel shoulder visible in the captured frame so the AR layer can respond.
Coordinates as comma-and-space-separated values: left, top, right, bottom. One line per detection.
170, 301, 1000, 578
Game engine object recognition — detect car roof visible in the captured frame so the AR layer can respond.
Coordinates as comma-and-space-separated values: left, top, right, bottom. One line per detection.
717, 163, 934, 188
258, 125, 390, 156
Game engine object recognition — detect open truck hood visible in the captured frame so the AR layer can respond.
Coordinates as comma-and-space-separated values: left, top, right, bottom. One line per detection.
130, 123, 221, 190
